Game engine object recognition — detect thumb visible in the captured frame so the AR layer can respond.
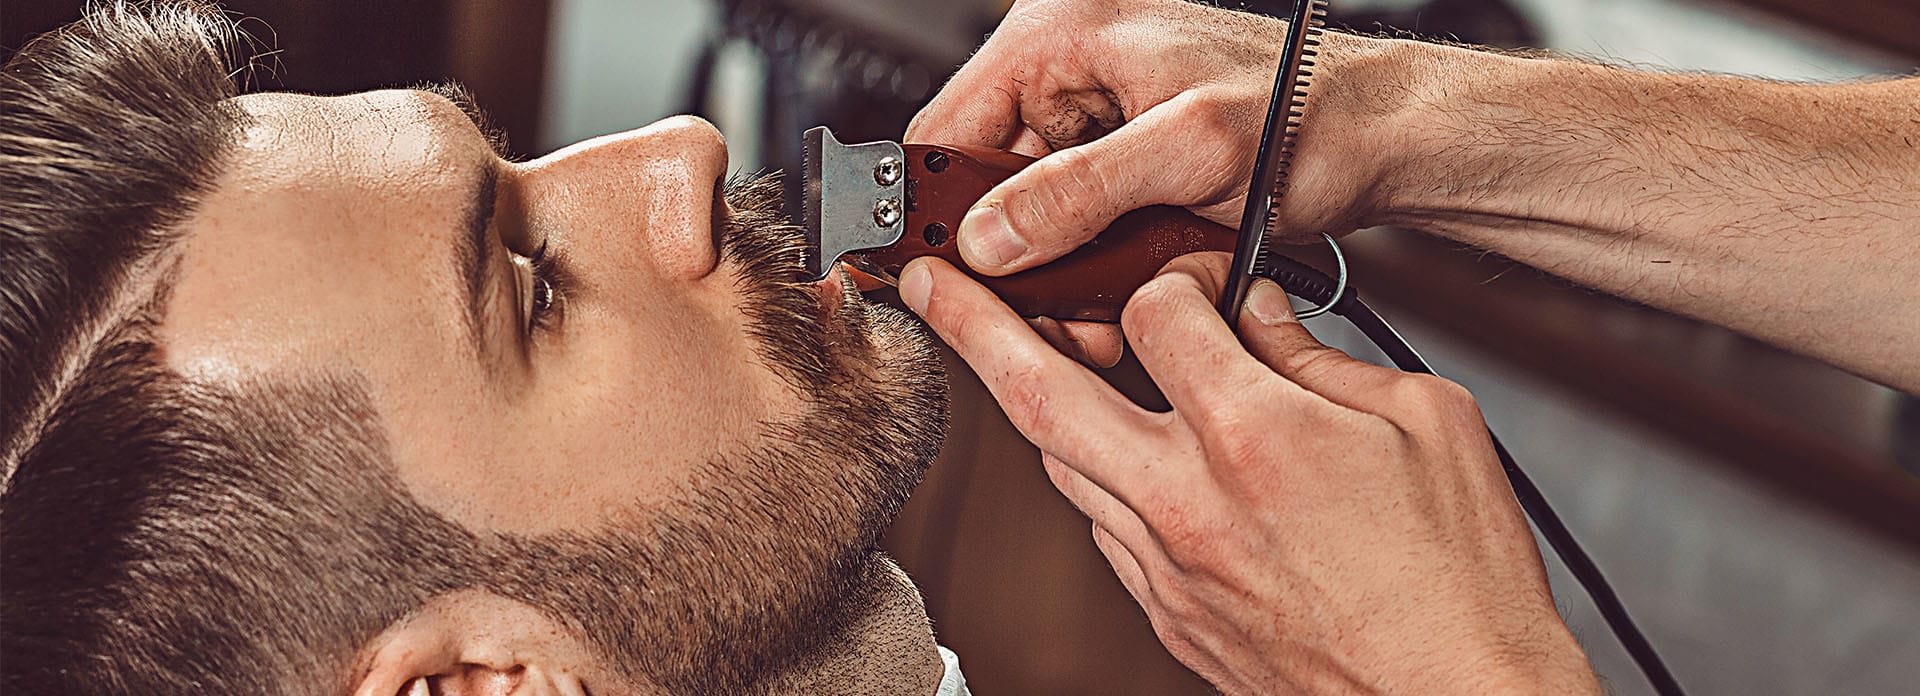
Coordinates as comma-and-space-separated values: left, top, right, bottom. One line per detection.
1238, 278, 1404, 412
958, 92, 1248, 275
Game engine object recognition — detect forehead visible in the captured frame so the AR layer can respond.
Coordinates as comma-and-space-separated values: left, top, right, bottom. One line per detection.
162, 89, 485, 381
230, 90, 479, 192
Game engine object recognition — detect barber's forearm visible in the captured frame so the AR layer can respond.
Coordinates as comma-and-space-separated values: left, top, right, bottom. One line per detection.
1359, 41, 1920, 390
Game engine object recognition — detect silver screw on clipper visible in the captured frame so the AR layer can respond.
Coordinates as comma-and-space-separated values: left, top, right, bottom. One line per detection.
873, 156, 902, 186
872, 197, 902, 227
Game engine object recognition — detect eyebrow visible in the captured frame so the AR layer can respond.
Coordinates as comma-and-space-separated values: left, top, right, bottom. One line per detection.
417, 81, 516, 160
453, 164, 501, 360
416, 82, 512, 360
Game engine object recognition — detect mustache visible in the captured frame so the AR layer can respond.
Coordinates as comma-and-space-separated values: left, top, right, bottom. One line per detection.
716, 171, 850, 393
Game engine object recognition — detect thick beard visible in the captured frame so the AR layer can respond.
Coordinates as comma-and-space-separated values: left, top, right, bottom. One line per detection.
479, 173, 949, 693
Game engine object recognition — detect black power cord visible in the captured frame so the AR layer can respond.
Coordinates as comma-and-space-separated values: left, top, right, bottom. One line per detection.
1261, 253, 1687, 696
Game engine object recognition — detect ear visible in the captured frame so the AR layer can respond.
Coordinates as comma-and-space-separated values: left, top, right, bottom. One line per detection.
353, 610, 529, 696
350, 592, 591, 696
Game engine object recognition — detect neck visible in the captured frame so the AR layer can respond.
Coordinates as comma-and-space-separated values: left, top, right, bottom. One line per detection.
756, 553, 944, 695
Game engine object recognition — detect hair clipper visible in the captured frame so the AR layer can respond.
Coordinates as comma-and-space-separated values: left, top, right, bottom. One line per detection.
798, 126, 1239, 323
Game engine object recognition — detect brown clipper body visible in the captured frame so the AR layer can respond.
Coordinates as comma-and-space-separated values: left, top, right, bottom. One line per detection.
857, 144, 1238, 322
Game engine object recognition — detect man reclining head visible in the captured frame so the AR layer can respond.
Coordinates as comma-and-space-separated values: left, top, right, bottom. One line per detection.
0, 2, 956, 694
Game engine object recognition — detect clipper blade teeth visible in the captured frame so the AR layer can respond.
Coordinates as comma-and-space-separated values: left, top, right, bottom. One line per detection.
800, 127, 827, 276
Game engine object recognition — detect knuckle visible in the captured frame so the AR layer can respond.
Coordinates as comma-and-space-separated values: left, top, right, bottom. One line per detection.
1385, 374, 1481, 425
1148, 616, 1199, 665
1144, 499, 1220, 569
998, 363, 1061, 440
1383, 374, 1441, 412
1042, 456, 1078, 494
1272, 344, 1349, 384
1154, 628, 1206, 673
1016, 146, 1114, 236
1197, 408, 1273, 477
1433, 377, 1480, 411
1176, 97, 1256, 198
1145, 577, 1206, 629
1182, 96, 1239, 144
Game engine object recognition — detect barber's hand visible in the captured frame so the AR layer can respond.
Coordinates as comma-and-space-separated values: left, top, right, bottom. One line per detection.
908, 0, 1400, 269
907, 0, 1400, 366
898, 252, 1601, 694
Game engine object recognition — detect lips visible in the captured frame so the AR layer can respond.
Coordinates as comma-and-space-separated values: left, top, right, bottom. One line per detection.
814, 263, 873, 322
813, 264, 846, 313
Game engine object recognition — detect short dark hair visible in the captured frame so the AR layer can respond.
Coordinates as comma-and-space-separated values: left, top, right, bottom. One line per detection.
0, 0, 241, 456
3, 326, 483, 693
0, 3, 475, 693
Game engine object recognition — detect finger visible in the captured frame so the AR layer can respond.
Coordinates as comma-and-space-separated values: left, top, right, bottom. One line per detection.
957, 92, 1251, 275
1091, 523, 1220, 682
1236, 278, 1406, 413
1025, 316, 1094, 366
1058, 320, 1124, 368
1093, 523, 1155, 610
899, 257, 1164, 493
1122, 253, 1304, 426
904, 31, 1026, 148
1027, 317, 1124, 368
1043, 453, 1158, 560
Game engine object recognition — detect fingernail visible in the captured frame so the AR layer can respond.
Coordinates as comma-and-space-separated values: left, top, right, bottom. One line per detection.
1246, 279, 1296, 326
898, 260, 932, 315
959, 204, 1028, 270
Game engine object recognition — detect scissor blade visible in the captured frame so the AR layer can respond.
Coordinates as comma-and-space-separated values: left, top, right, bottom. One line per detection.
1218, 0, 1328, 327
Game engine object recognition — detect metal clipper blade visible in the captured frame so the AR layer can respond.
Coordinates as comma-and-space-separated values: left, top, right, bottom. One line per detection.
800, 126, 907, 281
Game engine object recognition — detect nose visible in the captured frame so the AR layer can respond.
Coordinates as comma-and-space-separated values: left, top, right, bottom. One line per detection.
520, 115, 730, 281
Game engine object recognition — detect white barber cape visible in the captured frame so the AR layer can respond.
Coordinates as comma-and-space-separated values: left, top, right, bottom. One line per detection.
934, 645, 971, 696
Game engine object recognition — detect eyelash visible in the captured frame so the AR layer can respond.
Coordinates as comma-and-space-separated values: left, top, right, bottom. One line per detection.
526, 239, 568, 333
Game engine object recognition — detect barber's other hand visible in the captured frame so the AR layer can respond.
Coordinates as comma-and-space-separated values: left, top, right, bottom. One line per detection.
898, 252, 1602, 695
907, 0, 1397, 277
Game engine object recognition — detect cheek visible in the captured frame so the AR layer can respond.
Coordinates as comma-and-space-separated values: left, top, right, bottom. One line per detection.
577, 329, 758, 441
421, 287, 804, 534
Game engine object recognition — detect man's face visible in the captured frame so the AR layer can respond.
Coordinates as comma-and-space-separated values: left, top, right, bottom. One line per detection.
158, 89, 948, 688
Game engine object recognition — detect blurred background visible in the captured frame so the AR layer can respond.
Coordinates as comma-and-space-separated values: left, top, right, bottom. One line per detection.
5, 0, 1918, 693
